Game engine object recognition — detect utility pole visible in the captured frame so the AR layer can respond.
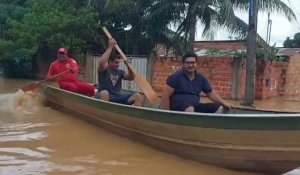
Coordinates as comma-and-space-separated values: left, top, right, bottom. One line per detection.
266, 13, 272, 44
242, 0, 258, 106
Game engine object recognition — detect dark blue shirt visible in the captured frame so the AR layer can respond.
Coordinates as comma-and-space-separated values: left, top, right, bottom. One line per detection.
167, 70, 212, 110
98, 68, 125, 95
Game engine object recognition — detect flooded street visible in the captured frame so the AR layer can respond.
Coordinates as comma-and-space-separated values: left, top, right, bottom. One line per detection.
0, 77, 298, 175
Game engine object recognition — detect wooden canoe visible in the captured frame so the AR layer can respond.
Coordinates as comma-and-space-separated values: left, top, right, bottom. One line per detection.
43, 85, 300, 174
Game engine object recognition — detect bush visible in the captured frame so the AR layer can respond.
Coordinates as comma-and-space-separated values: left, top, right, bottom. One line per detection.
0, 55, 33, 78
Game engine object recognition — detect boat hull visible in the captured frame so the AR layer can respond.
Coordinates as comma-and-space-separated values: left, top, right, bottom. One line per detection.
43, 86, 300, 174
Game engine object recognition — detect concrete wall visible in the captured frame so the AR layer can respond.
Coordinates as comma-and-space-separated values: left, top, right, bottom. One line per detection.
284, 54, 300, 96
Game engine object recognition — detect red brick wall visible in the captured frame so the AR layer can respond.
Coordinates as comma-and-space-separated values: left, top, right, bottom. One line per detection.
254, 60, 288, 99
152, 56, 289, 100
152, 56, 233, 99
194, 40, 246, 50
79, 54, 297, 100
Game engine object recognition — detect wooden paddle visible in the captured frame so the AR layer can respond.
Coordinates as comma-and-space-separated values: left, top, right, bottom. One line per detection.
102, 27, 160, 104
20, 69, 71, 92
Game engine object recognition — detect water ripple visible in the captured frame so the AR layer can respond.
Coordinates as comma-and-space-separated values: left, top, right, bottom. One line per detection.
102, 160, 129, 166
0, 131, 27, 136
74, 155, 99, 164
0, 148, 49, 158
0, 123, 51, 131
0, 160, 86, 175
0, 131, 47, 142
0, 122, 50, 142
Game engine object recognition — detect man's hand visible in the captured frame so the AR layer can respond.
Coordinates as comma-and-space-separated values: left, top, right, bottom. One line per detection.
65, 63, 74, 73
108, 37, 117, 48
222, 102, 232, 109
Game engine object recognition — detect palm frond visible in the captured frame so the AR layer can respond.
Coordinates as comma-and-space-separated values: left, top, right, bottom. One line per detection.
231, 0, 296, 21
259, 0, 296, 21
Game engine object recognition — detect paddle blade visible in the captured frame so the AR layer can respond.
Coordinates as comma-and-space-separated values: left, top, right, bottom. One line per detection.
135, 74, 160, 104
19, 82, 40, 92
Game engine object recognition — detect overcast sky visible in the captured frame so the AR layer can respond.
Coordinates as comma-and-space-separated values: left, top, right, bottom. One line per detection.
195, 0, 300, 47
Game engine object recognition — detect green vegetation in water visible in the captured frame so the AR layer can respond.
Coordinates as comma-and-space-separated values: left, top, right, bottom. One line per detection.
0, 0, 296, 77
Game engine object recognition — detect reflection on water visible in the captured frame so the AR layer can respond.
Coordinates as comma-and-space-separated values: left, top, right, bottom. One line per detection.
0, 147, 49, 158
0, 77, 298, 175
0, 123, 49, 142
0, 107, 91, 175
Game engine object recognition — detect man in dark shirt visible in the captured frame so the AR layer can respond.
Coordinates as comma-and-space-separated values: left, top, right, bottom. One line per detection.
160, 53, 231, 113
95, 37, 143, 106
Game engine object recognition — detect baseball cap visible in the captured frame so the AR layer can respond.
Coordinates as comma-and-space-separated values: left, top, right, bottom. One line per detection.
57, 48, 68, 55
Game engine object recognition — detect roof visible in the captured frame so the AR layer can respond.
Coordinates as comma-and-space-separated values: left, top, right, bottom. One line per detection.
277, 48, 300, 56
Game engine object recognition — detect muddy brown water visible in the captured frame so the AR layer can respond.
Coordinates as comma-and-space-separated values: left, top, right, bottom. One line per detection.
0, 77, 298, 175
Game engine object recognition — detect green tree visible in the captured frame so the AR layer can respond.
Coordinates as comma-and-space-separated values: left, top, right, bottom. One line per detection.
284, 32, 300, 48
147, 0, 296, 52
0, 0, 27, 40
8, 0, 98, 57
0, 0, 99, 77
90, 0, 155, 55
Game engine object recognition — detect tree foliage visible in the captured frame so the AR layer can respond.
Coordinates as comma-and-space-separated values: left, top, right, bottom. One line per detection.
283, 32, 300, 48
0, 0, 99, 77
8, 0, 99, 57
146, 0, 296, 52
0, 0, 297, 78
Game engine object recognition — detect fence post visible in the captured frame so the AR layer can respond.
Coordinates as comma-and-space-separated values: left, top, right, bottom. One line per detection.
232, 56, 242, 100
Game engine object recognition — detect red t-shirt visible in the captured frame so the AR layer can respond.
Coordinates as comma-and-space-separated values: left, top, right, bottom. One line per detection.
47, 58, 79, 83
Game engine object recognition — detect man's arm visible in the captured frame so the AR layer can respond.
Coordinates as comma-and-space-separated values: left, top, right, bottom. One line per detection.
206, 90, 232, 109
46, 64, 55, 79
66, 59, 79, 73
160, 85, 175, 110
98, 38, 117, 72
123, 60, 135, 80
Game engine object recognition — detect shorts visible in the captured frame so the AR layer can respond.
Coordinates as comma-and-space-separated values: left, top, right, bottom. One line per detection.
95, 91, 133, 105
110, 93, 133, 105
194, 103, 221, 113
171, 103, 220, 113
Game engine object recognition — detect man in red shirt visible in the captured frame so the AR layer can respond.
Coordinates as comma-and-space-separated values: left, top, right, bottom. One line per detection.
47, 48, 95, 97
